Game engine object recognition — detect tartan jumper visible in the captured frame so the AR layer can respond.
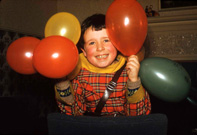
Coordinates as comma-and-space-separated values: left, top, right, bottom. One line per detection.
56, 54, 151, 116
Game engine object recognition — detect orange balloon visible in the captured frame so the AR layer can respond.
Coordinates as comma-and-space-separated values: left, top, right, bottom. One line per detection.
33, 36, 79, 78
106, 0, 148, 56
6, 37, 40, 74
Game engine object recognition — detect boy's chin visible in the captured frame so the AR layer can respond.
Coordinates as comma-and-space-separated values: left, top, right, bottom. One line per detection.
93, 62, 113, 68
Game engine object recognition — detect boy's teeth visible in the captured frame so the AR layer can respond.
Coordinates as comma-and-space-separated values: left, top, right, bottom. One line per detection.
96, 55, 108, 59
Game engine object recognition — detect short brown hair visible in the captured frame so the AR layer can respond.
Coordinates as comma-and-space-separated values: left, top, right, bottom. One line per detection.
77, 14, 105, 53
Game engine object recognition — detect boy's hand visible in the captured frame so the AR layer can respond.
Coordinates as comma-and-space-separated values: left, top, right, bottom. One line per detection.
126, 55, 140, 82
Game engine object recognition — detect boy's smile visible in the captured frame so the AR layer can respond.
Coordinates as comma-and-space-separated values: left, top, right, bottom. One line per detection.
82, 27, 117, 68
96, 54, 108, 59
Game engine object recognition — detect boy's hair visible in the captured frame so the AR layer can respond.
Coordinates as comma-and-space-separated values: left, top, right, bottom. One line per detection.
77, 14, 106, 53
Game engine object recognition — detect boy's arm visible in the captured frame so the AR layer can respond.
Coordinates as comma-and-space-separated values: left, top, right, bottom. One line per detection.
126, 78, 145, 103
126, 78, 151, 115
126, 55, 145, 103
55, 80, 74, 105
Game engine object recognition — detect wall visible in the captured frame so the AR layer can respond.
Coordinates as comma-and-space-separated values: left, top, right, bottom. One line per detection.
57, 0, 113, 23
56, 0, 158, 23
0, 0, 57, 36
57, 0, 197, 21
1, 0, 197, 38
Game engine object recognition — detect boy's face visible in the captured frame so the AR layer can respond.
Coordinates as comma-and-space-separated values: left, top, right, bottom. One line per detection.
82, 27, 117, 68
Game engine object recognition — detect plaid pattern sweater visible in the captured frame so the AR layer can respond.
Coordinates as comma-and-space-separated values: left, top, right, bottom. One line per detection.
56, 54, 151, 116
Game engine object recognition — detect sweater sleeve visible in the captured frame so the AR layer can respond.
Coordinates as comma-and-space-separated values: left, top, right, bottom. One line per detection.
54, 80, 75, 115
126, 89, 151, 116
55, 80, 74, 105
126, 78, 145, 103
126, 79, 151, 116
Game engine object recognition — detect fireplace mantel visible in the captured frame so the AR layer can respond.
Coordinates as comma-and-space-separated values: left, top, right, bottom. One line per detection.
144, 14, 197, 61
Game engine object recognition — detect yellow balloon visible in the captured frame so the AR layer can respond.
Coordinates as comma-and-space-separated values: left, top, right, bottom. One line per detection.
45, 12, 81, 44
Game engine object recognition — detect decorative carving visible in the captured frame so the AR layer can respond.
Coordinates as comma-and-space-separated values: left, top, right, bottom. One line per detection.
145, 32, 197, 56
145, 15, 197, 61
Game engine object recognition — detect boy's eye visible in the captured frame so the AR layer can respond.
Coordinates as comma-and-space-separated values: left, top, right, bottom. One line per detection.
89, 42, 95, 45
104, 39, 110, 43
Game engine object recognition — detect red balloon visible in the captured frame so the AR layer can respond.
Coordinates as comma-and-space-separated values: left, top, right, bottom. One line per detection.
106, 0, 148, 56
33, 36, 79, 78
6, 37, 40, 74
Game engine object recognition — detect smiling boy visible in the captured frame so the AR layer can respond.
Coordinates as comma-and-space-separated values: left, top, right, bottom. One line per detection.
55, 14, 151, 116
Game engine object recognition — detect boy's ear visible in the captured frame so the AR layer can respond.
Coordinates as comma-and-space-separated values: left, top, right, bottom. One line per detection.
81, 49, 87, 57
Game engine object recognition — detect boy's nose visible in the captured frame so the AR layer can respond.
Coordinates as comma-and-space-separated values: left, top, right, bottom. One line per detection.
96, 43, 105, 51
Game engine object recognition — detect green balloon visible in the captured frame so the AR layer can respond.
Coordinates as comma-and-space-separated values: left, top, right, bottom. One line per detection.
187, 87, 197, 106
139, 57, 191, 102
